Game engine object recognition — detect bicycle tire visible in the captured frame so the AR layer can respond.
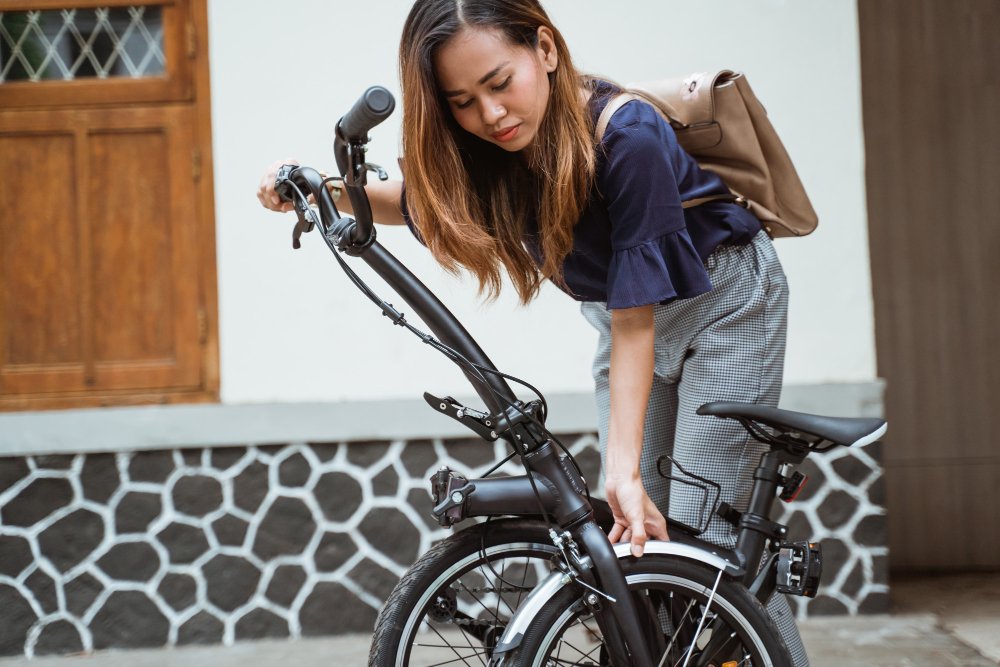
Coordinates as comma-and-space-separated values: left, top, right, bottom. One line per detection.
506, 556, 792, 667
369, 519, 558, 667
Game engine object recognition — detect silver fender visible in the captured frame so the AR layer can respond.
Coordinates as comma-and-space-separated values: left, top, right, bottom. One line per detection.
488, 540, 742, 663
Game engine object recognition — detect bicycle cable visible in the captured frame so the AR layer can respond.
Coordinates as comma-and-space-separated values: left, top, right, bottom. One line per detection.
313, 208, 560, 523
305, 194, 587, 490
290, 186, 598, 583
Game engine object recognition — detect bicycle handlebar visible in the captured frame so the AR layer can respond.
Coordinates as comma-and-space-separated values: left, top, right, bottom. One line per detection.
336, 85, 395, 143
273, 87, 523, 414
274, 87, 663, 667
330, 87, 395, 248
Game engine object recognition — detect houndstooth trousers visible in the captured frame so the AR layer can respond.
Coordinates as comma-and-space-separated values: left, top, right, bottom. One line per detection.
582, 230, 810, 666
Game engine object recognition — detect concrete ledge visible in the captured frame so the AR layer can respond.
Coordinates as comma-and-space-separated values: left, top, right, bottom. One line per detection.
0, 381, 883, 457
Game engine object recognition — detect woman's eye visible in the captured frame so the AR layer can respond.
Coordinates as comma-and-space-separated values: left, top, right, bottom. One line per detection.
455, 99, 474, 110
493, 76, 511, 91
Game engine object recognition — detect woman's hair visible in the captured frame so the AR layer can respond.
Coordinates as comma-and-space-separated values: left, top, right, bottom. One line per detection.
399, 0, 595, 303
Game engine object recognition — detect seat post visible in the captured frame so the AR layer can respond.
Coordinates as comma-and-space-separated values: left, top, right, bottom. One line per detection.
735, 450, 788, 584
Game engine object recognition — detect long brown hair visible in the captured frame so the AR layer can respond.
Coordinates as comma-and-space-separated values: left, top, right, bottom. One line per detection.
399, 0, 595, 303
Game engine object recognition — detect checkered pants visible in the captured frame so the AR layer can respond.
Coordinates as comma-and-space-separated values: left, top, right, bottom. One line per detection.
582, 231, 809, 666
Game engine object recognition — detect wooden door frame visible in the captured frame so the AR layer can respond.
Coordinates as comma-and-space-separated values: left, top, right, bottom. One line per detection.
0, 0, 218, 410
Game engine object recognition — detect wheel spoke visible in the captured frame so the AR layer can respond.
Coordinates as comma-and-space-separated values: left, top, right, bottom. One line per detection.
515, 554, 532, 610
493, 556, 508, 623
459, 577, 504, 622
661, 596, 698, 664
425, 621, 479, 667
412, 650, 492, 667
545, 615, 604, 666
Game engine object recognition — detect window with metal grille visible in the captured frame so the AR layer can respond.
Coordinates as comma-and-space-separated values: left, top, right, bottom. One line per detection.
0, 6, 165, 83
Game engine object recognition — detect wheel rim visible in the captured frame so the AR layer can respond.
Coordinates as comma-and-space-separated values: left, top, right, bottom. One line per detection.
531, 572, 774, 667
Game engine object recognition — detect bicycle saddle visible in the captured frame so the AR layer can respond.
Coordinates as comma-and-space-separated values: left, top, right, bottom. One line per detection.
697, 402, 887, 448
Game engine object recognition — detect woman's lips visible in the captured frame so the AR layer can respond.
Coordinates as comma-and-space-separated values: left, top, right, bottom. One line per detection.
491, 125, 520, 142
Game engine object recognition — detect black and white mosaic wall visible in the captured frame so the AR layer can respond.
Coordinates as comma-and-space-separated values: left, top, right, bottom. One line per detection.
0, 434, 886, 657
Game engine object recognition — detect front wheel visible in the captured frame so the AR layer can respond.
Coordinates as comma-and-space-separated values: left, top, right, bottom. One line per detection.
369, 519, 558, 666
506, 556, 792, 667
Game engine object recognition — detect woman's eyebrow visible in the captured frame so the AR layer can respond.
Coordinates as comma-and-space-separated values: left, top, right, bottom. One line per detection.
442, 62, 510, 97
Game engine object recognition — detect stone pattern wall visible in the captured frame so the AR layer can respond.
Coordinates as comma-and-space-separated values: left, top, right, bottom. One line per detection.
0, 435, 885, 657
775, 441, 889, 617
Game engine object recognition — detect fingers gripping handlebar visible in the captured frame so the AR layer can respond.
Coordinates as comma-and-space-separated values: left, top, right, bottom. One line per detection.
274, 86, 396, 254
273, 164, 357, 252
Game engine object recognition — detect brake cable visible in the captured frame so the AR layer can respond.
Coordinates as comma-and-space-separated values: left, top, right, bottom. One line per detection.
285, 183, 598, 586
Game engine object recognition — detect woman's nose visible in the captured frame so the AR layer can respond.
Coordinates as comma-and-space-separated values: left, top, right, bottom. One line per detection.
481, 99, 506, 125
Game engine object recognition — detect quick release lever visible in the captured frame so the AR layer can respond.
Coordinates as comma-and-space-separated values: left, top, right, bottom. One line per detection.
423, 392, 499, 441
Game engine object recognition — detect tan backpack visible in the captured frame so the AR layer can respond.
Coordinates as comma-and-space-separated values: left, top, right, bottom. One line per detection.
594, 70, 818, 238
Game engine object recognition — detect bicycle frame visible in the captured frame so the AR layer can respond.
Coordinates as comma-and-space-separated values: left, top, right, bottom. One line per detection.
283, 163, 659, 667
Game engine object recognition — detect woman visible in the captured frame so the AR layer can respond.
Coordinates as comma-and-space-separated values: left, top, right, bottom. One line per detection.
258, 1, 807, 663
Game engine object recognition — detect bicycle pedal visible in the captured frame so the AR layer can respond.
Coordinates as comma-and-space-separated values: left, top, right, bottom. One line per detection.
775, 540, 822, 597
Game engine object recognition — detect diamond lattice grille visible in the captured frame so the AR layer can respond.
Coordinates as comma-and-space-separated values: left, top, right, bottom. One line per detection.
0, 6, 165, 83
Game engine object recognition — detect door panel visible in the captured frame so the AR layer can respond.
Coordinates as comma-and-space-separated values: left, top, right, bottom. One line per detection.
90, 128, 176, 363
859, 0, 1000, 570
86, 107, 200, 390
0, 132, 86, 391
0, 106, 201, 396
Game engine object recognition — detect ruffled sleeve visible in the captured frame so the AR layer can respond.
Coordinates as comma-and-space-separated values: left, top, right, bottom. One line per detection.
599, 105, 713, 309
607, 231, 712, 309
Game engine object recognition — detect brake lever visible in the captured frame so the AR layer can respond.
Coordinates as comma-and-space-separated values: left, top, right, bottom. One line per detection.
365, 162, 389, 181
274, 165, 318, 249
290, 204, 318, 249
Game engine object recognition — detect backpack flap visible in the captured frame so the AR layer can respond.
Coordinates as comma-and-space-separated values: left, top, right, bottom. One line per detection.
626, 70, 742, 135
628, 71, 818, 238
729, 74, 818, 237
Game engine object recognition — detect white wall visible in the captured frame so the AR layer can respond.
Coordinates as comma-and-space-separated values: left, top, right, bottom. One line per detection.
209, 0, 876, 405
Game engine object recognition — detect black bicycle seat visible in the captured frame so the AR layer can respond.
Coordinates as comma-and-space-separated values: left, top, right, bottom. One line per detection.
697, 402, 887, 448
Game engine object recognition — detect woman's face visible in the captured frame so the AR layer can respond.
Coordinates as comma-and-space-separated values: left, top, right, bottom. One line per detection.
434, 26, 558, 152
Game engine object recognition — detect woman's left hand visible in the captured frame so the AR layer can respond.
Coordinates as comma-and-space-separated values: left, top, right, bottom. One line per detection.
604, 304, 666, 556
605, 473, 669, 557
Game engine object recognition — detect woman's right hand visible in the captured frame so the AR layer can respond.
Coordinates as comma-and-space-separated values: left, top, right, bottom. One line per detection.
256, 158, 298, 213
605, 473, 669, 557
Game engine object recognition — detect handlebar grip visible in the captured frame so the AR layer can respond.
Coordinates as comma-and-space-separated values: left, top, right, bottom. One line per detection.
337, 86, 396, 142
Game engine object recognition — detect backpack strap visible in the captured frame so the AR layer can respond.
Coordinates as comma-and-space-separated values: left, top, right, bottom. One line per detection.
593, 92, 640, 144
594, 92, 744, 211
681, 193, 746, 210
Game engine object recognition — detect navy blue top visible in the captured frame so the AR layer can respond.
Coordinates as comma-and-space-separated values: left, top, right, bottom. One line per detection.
402, 81, 761, 309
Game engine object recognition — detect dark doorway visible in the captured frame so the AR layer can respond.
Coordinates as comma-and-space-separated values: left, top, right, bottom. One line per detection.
859, 0, 1000, 570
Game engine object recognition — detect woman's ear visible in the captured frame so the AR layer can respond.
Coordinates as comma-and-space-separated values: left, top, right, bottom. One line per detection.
536, 26, 558, 73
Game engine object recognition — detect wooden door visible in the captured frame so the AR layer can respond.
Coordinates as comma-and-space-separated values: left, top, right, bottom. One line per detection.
0, 1, 218, 409
859, 0, 1000, 570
